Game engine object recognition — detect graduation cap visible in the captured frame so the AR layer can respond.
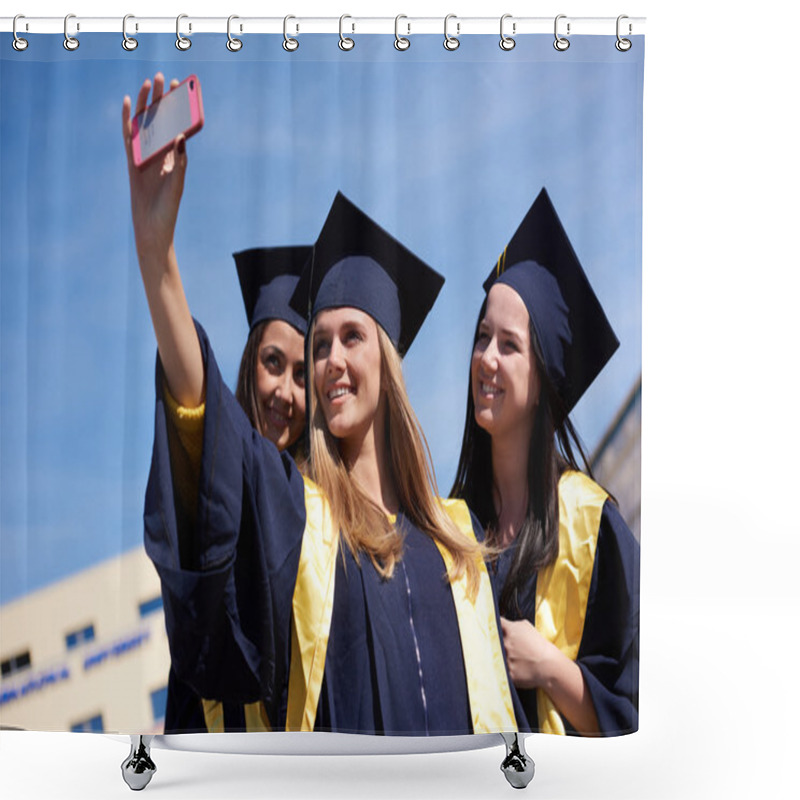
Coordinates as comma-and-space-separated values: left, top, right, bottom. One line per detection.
289, 192, 444, 356
483, 188, 619, 414
234, 246, 312, 334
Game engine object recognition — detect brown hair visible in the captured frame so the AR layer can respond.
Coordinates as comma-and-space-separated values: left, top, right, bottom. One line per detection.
450, 300, 593, 615
235, 320, 307, 463
308, 321, 483, 598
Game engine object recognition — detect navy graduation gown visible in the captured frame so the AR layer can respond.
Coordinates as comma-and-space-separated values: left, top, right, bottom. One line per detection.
493, 498, 639, 736
145, 323, 518, 735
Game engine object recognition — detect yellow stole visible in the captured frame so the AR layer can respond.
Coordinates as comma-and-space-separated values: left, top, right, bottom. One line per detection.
201, 482, 517, 734
169, 391, 514, 733
534, 471, 607, 735
285, 481, 517, 733
285, 478, 340, 731
201, 698, 271, 733
201, 478, 335, 733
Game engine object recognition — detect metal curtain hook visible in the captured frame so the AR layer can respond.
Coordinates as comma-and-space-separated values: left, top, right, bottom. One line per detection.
176, 14, 191, 51
283, 15, 299, 51
394, 14, 410, 51
227, 15, 243, 51
12, 14, 29, 51
500, 14, 516, 51
339, 14, 354, 51
122, 14, 138, 51
616, 15, 632, 51
554, 14, 570, 51
63, 13, 79, 51
444, 14, 460, 51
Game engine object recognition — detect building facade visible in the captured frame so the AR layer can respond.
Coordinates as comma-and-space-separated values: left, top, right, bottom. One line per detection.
1, 547, 170, 733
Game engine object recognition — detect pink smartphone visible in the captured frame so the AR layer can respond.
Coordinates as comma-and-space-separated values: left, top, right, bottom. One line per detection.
131, 75, 204, 170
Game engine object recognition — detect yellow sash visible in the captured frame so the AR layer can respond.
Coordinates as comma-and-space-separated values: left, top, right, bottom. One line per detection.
286, 485, 517, 733
285, 477, 340, 731
201, 699, 272, 733
437, 500, 517, 733
534, 471, 607, 735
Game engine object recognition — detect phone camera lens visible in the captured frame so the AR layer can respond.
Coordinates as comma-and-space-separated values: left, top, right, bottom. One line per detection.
190, 80, 195, 90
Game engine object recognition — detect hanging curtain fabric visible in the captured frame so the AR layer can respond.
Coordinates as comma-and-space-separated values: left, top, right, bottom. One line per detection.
0, 15, 643, 788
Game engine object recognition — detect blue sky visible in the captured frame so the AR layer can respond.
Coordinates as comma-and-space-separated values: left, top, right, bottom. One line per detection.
1, 33, 643, 604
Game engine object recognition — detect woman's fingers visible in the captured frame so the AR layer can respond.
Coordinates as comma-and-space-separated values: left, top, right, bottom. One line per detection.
121, 95, 131, 140
169, 135, 188, 199
121, 95, 137, 171
134, 78, 151, 118
151, 72, 165, 104
170, 78, 180, 90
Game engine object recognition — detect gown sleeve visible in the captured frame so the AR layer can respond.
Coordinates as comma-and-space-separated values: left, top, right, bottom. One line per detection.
143, 321, 306, 715
572, 499, 640, 735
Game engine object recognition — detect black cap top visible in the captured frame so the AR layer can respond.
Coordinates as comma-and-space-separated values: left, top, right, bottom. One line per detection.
289, 192, 444, 356
234, 246, 312, 334
483, 188, 619, 414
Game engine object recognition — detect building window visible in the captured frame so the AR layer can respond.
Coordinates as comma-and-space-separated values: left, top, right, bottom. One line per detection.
65, 624, 96, 650
71, 714, 104, 733
1, 650, 31, 679
138, 596, 164, 618
150, 686, 168, 723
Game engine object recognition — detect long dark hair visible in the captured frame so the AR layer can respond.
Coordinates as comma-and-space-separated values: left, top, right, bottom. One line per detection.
450, 299, 593, 616
235, 320, 307, 463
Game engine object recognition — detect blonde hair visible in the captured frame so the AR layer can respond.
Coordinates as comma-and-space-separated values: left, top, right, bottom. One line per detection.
307, 320, 484, 598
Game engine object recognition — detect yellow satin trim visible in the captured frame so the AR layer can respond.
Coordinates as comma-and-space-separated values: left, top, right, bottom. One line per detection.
201, 699, 272, 732
244, 701, 272, 732
285, 488, 517, 734
535, 471, 607, 735
285, 477, 339, 731
438, 499, 517, 734
201, 698, 224, 733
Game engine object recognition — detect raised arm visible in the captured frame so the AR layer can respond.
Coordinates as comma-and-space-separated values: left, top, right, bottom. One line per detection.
122, 73, 204, 408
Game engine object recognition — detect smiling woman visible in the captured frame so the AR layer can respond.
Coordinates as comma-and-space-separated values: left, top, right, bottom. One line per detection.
452, 188, 639, 738
472, 283, 542, 461
233, 246, 311, 458
136, 165, 525, 738
311, 308, 384, 453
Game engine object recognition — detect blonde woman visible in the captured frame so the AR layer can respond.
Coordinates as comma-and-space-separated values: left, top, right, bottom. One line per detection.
125, 75, 521, 736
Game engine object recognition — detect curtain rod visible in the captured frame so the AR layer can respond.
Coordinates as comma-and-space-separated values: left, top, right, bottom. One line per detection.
1, 16, 645, 36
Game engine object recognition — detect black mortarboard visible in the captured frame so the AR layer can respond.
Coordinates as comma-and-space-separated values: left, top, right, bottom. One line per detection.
483, 188, 619, 414
289, 192, 444, 356
234, 246, 311, 334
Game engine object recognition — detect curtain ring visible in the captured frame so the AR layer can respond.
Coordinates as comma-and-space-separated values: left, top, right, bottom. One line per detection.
227, 15, 243, 51
122, 14, 138, 51
339, 15, 355, 51
499, 14, 516, 51
176, 14, 191, 51
394, 15, 410, 51
553, 14, 570, 51
63, 13, 79, 51
283, 15, 299, 51
444, 14, 460, 51
616, 15, 632, 52
12, 15, 29, 51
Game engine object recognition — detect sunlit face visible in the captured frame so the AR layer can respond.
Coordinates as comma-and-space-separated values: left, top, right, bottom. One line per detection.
256, 319, 306, 450
312, 307, 384, 447
471, 283, 540, 441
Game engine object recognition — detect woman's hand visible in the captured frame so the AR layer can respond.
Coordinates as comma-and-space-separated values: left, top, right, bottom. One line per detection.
500, 616, 599, 734
500, 617, 558, 689
122, 73, 187, 262
121, 72, 204, 409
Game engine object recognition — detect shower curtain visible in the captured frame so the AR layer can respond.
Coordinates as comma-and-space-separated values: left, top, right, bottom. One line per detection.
0, 26, 643, 739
